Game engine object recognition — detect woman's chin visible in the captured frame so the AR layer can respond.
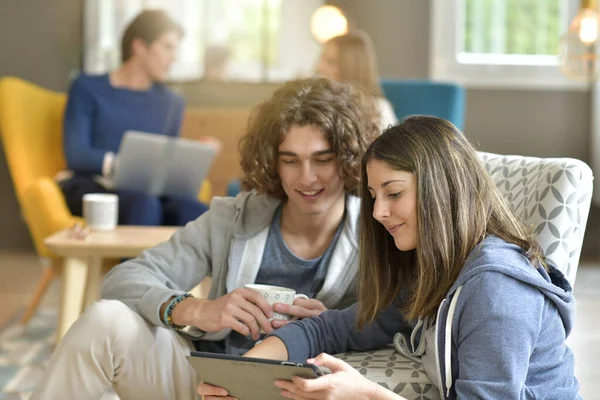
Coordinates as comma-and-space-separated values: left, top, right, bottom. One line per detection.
393, 237, 416, 252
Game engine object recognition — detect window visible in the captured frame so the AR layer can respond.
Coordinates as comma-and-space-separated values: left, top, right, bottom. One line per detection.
83, 0, 323, 82
430, 0, 587, 89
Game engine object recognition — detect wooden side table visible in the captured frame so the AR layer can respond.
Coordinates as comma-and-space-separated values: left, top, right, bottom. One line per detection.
44, 225, 178, 341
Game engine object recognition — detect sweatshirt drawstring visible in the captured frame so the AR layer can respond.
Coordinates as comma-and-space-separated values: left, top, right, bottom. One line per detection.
444, 285, 463, 397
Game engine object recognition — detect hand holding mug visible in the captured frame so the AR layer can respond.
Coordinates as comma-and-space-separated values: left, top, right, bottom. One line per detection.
243, 284, 327, 329
243, 284, 315, 327
271, 297, 328, 328
192, 288, 274, 340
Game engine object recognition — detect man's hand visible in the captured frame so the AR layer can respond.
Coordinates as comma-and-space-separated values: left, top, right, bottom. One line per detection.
271, 298, 327, 329
171, 289, 274, 340
197, 136, 223, 154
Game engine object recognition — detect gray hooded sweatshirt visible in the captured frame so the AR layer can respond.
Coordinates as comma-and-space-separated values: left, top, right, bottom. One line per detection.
101, 191, 361, 342
271, 235, 581, 399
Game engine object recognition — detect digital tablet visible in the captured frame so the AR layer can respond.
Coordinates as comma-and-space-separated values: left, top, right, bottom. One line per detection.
187, 351, 331, 400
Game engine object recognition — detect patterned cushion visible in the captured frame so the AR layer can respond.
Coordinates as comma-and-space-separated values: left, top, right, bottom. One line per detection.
479, 152, 593, 286
337, 346, 440, 399
339, 152, 593, 399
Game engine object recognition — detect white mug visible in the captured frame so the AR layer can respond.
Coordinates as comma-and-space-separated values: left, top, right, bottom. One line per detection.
82, 193, 119, 231
244, 284, 309, 321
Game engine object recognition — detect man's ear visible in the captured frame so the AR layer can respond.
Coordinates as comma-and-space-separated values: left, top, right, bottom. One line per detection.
130, 38, 148, 58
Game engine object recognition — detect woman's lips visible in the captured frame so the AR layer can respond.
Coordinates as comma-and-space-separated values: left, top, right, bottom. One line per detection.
386, 223, 403, 233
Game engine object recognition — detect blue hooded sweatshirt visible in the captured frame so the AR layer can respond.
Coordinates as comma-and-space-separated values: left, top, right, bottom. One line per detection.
271, 235, 581, 399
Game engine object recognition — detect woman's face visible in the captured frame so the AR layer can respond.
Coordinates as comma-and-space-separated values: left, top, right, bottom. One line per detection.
367, 160, 418, 251
317, 42, 340, 81
277, 124, 345, 219
135, 30, 180, 82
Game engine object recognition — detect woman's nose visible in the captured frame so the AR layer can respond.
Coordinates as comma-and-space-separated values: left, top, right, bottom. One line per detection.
372, 198, 390, 221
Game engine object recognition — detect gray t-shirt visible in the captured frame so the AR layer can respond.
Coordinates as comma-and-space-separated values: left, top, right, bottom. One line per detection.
195, 205, 346, 355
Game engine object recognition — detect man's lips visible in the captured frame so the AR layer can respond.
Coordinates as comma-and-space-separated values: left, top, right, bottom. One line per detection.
297, 189, 324, 197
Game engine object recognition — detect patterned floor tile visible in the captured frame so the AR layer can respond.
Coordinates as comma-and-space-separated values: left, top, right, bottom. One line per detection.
0, 308, 55, 398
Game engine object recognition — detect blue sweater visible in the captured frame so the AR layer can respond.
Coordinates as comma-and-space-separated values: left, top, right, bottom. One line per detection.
63, 73, 185, 176
271, 236, 581, 399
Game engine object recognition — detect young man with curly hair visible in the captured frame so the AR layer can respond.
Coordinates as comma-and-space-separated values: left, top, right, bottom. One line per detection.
31, 77, 380, 400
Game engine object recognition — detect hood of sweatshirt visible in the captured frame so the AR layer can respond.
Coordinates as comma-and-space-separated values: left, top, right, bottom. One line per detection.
448, 234, 575, 337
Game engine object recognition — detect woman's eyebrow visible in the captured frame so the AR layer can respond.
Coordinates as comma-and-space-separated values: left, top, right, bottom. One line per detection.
367, 179, 407, 190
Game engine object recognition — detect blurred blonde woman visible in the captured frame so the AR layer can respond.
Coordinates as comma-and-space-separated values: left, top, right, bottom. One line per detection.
317, 30, 397, 132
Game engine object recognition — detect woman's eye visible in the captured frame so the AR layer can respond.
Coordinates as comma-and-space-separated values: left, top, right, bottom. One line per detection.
388, 192, 402, 199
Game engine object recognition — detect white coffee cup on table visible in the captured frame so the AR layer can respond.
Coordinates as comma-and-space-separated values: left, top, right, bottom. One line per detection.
82, 193, 119, 231
244, 284, 309, 321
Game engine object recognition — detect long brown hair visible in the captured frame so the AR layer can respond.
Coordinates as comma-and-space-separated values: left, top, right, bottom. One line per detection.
326, 31, 383, 97
239, 77, 379, 199
357, 116, 545, 327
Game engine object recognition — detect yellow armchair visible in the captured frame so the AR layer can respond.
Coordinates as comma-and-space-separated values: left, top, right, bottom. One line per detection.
0, 76, 212, 324
0, 77, 78, 323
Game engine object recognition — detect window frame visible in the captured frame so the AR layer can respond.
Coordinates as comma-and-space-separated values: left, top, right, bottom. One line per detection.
429, 0, 588, 90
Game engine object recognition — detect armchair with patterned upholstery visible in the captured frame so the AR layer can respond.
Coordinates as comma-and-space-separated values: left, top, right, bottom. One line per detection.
334, 151, 593, 400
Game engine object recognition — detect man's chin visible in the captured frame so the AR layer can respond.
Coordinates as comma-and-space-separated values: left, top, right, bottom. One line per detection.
151, 72, 169, 83
290, 202, 323, 216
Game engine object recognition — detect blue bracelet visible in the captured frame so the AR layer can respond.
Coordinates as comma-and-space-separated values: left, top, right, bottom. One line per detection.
163, 293, 192, 329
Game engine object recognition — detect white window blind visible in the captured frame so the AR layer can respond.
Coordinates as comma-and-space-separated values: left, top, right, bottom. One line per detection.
83, 0, 323, 82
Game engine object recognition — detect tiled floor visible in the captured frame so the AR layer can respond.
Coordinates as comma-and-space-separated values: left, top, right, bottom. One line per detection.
0, 250, 599, 398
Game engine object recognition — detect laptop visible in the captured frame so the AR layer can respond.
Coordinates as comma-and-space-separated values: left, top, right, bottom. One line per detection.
112, 130, 217, 199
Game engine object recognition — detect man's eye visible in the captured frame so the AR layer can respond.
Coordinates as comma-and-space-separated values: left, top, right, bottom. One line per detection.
281, 159, 297, 164
315, 158, 334, 164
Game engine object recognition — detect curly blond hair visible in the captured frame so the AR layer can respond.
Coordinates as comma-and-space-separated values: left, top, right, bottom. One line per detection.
239, 77, 380, 198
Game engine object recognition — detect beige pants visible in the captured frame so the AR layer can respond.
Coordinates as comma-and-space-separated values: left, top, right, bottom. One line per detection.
30, 300, 200, 400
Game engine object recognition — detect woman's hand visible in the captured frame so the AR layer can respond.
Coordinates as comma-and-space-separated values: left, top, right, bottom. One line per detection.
274, 353, 380, 400
197, 381, 237, 400
271, 298, 327, 329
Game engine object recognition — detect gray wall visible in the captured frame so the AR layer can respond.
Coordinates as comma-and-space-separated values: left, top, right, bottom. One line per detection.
0, 0, 82, 250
